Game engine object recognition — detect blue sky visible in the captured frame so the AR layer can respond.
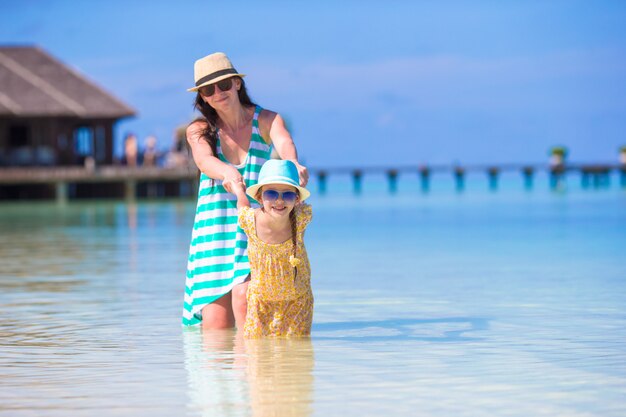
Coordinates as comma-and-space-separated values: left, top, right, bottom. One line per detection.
2, 0, 625, 167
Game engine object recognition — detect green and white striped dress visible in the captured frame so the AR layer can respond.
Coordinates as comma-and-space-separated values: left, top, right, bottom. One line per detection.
182, 105, 270, 326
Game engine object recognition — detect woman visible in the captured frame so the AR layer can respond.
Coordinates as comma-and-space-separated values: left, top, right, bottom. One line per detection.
182, 52, 308, 329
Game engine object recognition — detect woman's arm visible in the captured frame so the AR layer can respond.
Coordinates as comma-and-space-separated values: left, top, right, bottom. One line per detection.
260, 111, 309, 187
186, 121, 243, 192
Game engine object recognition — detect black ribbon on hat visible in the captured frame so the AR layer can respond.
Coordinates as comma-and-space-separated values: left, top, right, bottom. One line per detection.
195, 68, 238, 86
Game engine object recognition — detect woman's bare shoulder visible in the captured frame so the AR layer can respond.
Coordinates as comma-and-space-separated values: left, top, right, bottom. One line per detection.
187, 119, 207, 135
258, 108, 277, 120
259, 109, 294, 144
257, 109, 277, 144
258, 108, 277, 127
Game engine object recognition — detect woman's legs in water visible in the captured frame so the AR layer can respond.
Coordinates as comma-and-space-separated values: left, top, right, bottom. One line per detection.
200, 279, 249, 330
201, 292, 235, 329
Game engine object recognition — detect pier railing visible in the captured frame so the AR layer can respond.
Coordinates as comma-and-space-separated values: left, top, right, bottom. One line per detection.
0, 163, 624, 202
313, 163, 625, 193
0, 165, 198, 183
0, 166, 199, 202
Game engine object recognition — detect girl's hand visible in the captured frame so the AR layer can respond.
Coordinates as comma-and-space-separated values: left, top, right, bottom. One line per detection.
232, 182, 250, 209
232, 181, 246, 197
293, 161, 309, 187
222, 168, 244, 194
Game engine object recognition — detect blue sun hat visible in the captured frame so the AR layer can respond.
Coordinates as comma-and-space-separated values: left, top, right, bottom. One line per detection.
246, 159, 310, 202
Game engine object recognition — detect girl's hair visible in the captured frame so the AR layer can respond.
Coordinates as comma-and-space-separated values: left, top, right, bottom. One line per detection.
192, 77, 256, 156
289, 208, 297, 265
256, 187, 300, 278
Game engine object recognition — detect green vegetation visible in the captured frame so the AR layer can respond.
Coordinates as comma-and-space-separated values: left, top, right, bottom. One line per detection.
549, 146, 569, 157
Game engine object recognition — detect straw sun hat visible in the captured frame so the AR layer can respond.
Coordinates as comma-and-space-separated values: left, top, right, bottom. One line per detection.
246, 160, 311, 202
187, 52, 245, 92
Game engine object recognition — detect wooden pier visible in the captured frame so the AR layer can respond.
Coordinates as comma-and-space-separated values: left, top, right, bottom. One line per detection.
0, 166, 199, 202
0, 163, 624, 202
312, 163, 625, 194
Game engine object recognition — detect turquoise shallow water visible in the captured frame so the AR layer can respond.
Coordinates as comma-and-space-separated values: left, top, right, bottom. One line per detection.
1, 176, 625, 416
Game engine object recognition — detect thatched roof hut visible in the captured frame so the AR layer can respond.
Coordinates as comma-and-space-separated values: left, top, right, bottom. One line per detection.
0, 45, 135, 166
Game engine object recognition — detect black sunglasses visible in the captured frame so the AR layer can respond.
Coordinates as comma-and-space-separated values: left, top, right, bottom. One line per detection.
199, 78, 234, 97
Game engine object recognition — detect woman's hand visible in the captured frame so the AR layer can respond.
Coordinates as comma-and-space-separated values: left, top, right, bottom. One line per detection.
293, 161, 309, 187
221, 167, 244, 194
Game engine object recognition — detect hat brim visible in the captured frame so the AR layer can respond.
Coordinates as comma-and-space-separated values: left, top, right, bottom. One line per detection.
187, 74, 246, 92
246, 181, 311, 203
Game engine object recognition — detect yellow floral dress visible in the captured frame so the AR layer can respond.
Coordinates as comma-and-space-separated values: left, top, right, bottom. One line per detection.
238, 204, 313, 338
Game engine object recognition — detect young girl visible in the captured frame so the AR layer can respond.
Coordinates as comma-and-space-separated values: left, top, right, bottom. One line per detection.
233, 159, 313, 338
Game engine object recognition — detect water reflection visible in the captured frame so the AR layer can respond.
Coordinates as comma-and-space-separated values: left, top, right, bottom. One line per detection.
245, 337, 314, 417
126, 202, 137, 230
183, 329, 314, 417
183, 329, 248, 416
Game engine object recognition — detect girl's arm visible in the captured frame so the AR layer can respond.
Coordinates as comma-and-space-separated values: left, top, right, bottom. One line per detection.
260, 111, 309, 187
232, 182, 250, 211
186, 121, 244, 193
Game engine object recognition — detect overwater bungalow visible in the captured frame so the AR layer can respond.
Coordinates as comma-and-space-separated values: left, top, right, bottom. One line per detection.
0, 45, 135, 167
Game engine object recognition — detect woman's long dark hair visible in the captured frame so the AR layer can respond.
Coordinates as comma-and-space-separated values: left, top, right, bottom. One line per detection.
192, 77, 256, 156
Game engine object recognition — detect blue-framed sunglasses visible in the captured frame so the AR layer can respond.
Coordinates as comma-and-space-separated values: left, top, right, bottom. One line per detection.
262, 189, 299, 203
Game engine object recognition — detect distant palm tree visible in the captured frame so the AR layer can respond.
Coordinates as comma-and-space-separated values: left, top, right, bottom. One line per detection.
549, 146, 568, 166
